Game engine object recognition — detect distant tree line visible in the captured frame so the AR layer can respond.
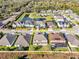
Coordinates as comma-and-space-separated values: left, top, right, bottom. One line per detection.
0, 0, 79, 20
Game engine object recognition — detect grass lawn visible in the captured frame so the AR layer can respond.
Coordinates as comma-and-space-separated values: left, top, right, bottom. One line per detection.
71, 20, 78, 25
33, 29, 48, 33
29, 45, 51, 51
53, 28, 61, 31
53, 47, 68, 51
16, 12, 55, 22
66, 28, 74, 31
29, 45, 35, 51
76, 21, 79, 25
29, 12, 41, 19
75, 47, 79, 51
39, 29, 48, 32
29, 44, 68, 51
38, 45, 51, 51
0, 46, 17, 51
45, 16, 54, 21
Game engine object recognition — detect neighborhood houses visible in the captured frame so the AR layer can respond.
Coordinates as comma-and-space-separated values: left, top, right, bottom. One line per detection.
33, 32, 48, 46
0, 9, 79, 51
49, 33, 67, 47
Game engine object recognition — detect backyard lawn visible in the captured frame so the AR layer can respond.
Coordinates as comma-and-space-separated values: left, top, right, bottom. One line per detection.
75, 48, 79, 51
29, 45, 51, 51
16, 12, 55, 22
53, 47, 69, 51
71, 20, 78, 25
29, 12, 41, 19
0, 46, 18, 51
45, 16, 54, 21
53, 28, 61, 31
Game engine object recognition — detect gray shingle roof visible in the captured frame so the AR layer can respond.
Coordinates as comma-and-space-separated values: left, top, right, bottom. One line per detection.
6, 33, 16, 45
0, 35, 10, 46
15, 35, 30, 47
25, 34, 31, 43
33, 33, 47, 41
0, 34, 16, 46
65, 34, 79, 46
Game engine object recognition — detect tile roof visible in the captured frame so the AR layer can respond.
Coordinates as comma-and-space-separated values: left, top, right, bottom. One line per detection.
49, 33, 65, 43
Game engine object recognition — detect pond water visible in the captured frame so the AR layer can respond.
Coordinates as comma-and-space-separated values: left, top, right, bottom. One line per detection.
22, 16, 32, 22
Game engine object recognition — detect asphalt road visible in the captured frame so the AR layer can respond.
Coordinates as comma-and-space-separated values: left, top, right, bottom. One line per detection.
2, 12, 21, 25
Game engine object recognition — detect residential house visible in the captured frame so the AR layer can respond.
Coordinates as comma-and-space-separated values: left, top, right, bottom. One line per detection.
55, 16, 70, 28
40, 10, 46, 13
13, 17, 34, 28
12, 23, 17, 28
64, 34, 79, 47
15, 34, 31, 47
35, 18, 46, 29
40, 10, 46, 17
46, 21, 55, 28
33, 32, 48, 46
49, 33, 66, 47
0, 33, 16, 46
47, 10, 52, 13
65, 9, 73, 14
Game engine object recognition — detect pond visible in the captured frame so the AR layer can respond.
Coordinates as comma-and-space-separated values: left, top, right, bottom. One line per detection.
22, 16, 32, 22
